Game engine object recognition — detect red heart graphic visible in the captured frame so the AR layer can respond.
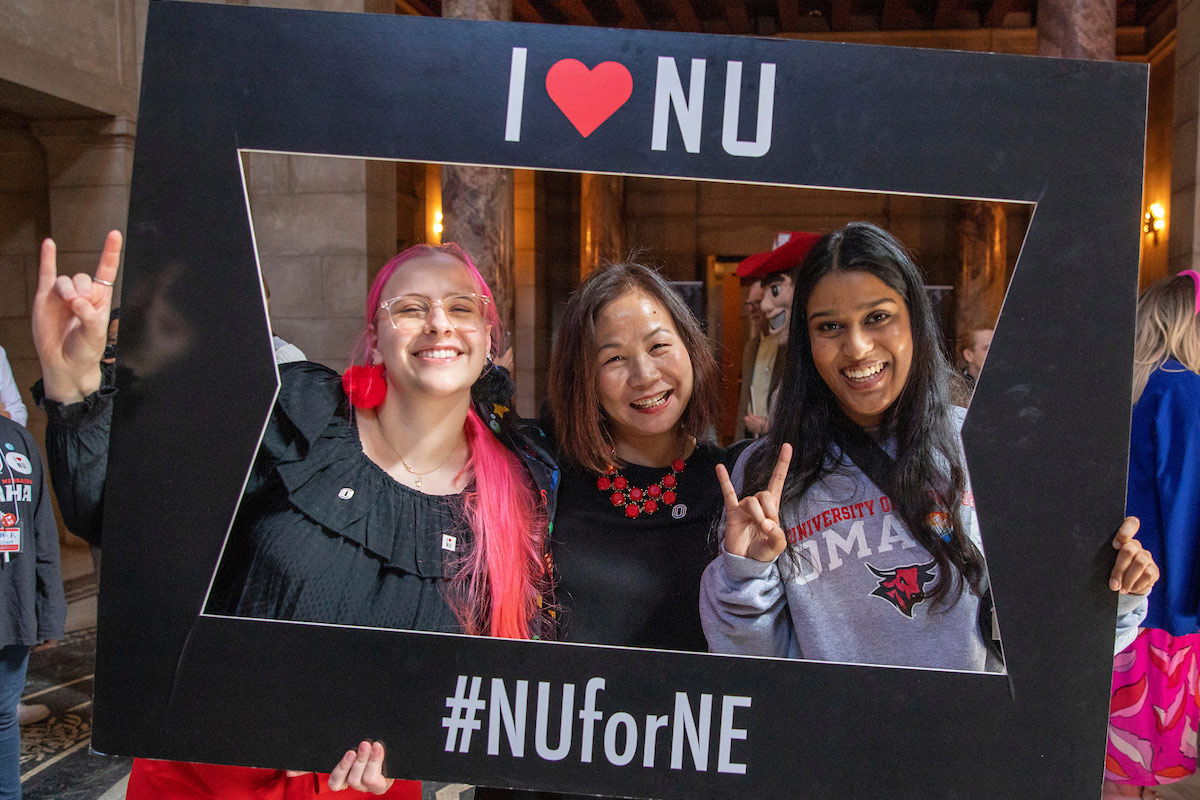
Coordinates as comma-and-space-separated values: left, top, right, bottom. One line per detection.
545, 59, 633, 138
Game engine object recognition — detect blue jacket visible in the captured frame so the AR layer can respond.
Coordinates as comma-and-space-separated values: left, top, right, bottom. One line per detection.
1127, 359, 1200, 636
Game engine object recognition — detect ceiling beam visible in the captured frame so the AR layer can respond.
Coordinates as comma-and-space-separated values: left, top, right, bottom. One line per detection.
395, 0, 437, 16
555, 0, 600, 26
881, 0, 907, 28
932, 0, 957, 27
724, 0, 753, 33
513, 0, 546, 22
666, 0, 703, 31
776, 0, 803, 30
830, 0, 853, 29
984, 0, 1012, 26
612, 0, 649, 27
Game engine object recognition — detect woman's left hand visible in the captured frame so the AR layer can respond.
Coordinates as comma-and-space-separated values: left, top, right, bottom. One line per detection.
327, 741, 395, 794
1109, 516, 1159, 595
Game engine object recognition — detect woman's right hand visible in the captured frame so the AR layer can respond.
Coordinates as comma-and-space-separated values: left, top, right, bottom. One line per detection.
717, 443, 792, 563
32, 231, 121, 404
744, 413, 770, 436
327, 740, 395, 795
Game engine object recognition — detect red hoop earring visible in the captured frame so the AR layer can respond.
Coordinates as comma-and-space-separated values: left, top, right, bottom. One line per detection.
342, 364, 387, 409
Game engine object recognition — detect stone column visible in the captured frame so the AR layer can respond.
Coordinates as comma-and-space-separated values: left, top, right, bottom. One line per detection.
1036, 0, 1115, 60
580, 173, 625, 278
31, 117, 136, 294
244, 152, 396, 371
513, 170, 538, 416
956, 201, 1007, 336
25, 117, 134, 548
442, 0, 516, 333
441, 168, 515, 329
0, 124, 50, 443
1170, 0, 1200, 273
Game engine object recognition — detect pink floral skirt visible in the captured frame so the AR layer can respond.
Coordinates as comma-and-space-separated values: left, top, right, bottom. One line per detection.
1106, 628, 1200, 786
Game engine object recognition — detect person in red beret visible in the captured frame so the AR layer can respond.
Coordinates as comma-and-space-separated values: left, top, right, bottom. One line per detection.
736, 232, 820, 438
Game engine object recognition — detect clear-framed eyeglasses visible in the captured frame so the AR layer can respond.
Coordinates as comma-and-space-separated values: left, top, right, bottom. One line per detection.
379, 293, 491, 332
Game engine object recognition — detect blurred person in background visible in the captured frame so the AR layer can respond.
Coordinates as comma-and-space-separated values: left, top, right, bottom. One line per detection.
0, 412, 65, 798
735, 279, 766, 440
1105, 271, 1200, 800
735, 232, 820, 439
0, 349, 27, 428
958, 326, 993, 388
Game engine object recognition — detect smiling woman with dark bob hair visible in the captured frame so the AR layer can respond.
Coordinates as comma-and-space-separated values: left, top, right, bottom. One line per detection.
550, 263, 720, 474
540, 261, 724, 651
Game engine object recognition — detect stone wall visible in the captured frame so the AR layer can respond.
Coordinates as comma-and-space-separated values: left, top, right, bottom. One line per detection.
625, 178, 981, 288
245, 153, 397, 370
1139, 35, 1175, 287
0, 0, 140, 118
0, 116, 50, 436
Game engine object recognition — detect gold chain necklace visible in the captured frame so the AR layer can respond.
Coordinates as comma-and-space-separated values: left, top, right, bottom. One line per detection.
377, 422, 457, 489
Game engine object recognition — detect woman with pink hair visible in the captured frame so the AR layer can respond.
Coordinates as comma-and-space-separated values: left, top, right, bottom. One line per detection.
33, 233, 557, 797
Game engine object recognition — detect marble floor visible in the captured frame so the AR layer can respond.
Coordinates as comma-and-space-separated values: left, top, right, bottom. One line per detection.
20, 545, 468, 800
22, 545, 1200, 799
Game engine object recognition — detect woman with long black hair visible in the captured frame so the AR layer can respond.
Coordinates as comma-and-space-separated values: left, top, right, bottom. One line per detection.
700, 221, 1157, 670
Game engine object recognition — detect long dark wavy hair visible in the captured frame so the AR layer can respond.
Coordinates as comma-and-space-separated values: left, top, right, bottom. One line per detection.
741, 222, 984, 609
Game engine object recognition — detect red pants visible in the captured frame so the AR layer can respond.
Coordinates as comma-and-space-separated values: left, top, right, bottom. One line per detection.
126, 758, 422, 800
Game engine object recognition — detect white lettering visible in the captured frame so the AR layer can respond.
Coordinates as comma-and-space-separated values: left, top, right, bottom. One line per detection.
534, 681, 575, 760
487, 678, 528, 757
877, 514, 917, 552
643, 714, 669, 767
652, 57, 706, 153
791, 538, 823, 586
578, 677, 605, 763
717, 695, 752, 774
505, 47, 528, 142
721, 62, 775, 157
670, 692, 711, 771
604, 712, 638, 766
824, 520, 870, 570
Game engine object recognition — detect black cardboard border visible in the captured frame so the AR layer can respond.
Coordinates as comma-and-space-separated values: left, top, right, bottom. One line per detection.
95, 4, 1147, 798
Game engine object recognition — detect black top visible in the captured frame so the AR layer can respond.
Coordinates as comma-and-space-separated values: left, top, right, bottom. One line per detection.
32, 361, 117, 547
218, 373, 471, 631
551, 441, 726, 652
42, 360, 561, 638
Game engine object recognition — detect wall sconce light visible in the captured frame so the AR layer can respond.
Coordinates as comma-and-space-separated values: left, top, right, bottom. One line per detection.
1143, 202, 1165, 243
433, 210, 443, 236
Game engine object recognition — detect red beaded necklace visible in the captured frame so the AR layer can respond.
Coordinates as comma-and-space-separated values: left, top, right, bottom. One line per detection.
596, 441, 688, 519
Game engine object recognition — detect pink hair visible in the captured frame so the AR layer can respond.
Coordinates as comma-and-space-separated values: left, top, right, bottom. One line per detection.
358, 243, 549, 640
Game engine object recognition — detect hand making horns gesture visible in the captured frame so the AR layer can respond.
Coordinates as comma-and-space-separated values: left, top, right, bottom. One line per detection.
717, 443, 793, 563
32, 230, 122, 404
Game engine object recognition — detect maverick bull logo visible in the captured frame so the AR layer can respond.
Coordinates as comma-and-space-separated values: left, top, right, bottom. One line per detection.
866, 561, 937, 617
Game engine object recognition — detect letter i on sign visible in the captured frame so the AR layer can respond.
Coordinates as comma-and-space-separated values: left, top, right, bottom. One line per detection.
506, 47, 529, 142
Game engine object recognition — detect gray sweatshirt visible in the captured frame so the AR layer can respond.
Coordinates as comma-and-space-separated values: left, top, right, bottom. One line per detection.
700, 418, 1146, 671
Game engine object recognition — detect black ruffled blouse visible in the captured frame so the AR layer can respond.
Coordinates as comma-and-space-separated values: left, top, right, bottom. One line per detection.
205, 361, 558, 635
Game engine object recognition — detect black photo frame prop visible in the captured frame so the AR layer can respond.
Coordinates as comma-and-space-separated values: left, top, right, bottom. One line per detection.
97, 3, 1147, 798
